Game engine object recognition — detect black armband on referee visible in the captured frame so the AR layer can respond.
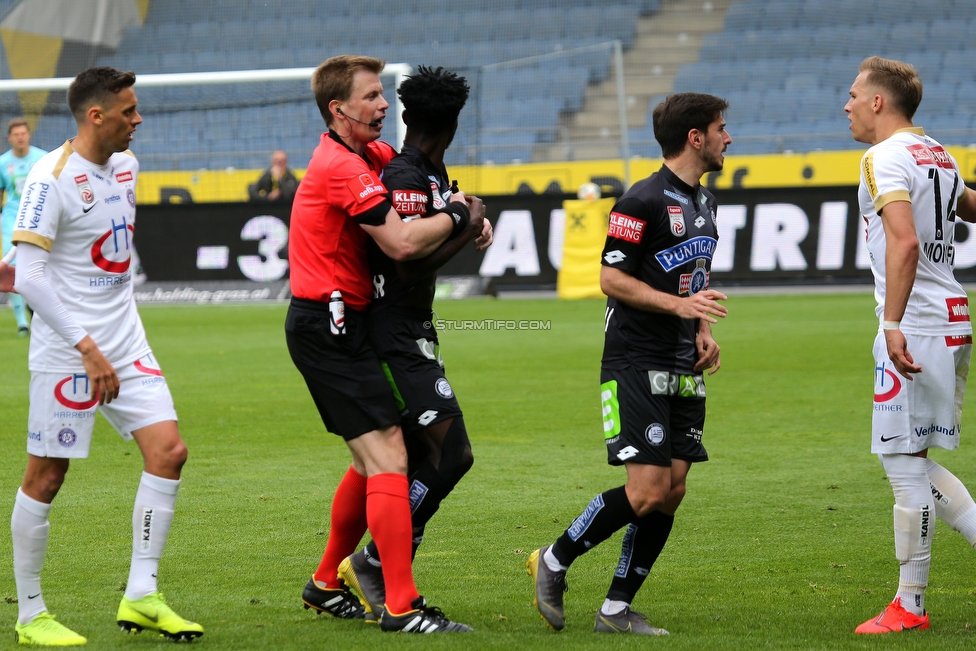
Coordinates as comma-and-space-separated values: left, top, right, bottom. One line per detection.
444, 201, 470, 239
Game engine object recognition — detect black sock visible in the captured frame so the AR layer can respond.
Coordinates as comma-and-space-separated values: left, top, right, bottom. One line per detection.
606, 510, 674, 603
364, 462, 452, 562
551, 486, 636, 567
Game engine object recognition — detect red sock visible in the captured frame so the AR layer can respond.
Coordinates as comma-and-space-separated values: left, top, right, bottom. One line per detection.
366, 473, 419, 613
313, 466, 367, 589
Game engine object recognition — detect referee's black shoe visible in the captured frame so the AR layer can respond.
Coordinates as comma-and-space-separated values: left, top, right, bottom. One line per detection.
302, 578, 366, 619
380, 597, 472, 633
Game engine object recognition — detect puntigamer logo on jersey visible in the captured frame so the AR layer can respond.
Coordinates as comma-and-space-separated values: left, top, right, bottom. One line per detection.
608, 212, 646, 244
654, 236, 717, 272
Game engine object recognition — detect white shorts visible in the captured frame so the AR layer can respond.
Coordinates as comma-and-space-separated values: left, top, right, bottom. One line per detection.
27, 353, 178, 459
872, 332, 971, 454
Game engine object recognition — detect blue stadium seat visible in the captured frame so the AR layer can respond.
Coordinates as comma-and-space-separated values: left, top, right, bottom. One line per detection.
722, 2, 764, 32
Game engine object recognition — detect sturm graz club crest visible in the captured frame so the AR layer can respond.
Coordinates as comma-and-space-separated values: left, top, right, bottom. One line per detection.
679, 259, 710, 295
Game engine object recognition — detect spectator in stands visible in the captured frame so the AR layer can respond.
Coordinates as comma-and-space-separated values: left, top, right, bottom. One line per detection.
248, 149, 299, 202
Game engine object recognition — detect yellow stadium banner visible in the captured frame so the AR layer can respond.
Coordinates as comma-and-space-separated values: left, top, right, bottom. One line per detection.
557, 197, 614, 299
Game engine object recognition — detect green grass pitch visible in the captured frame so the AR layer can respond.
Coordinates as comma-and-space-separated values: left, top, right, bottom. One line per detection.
1, 293, 976, 650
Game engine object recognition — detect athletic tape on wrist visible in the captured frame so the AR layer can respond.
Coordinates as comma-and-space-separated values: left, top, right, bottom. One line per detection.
883, 321, 901, 331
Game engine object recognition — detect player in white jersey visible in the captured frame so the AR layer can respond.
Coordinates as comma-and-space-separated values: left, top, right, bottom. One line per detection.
2, 67, 203, 646
847, 56, 976, 635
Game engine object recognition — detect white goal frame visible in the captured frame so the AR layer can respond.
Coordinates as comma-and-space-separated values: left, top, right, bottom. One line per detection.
0, 63, 414, 150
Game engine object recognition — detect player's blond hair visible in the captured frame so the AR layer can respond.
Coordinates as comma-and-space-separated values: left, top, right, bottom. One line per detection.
7, 117, 28, 135
311, 55, 385, 128
859, 56, 923, 120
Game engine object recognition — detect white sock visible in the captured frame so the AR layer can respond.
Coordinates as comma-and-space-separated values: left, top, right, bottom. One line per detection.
601, 599, 628, 616
881, 454, 932, 616
543, 547, 568, 573
125, 472, 179, 601
926, 458, 976, 546
11, 489, 51, 625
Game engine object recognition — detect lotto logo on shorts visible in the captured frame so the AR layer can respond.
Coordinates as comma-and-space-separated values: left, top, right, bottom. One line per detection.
874, 362, 902, 403
608, 212, 646, 244
57, 428, 77, 448
54, 374, 99, 410
946, 297, 970, 322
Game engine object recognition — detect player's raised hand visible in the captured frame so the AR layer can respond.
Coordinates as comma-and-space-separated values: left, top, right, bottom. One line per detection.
884, 329, 922, 379
677, 289, 728, 323
0, 261, 15, 293
76, 336, 120, 404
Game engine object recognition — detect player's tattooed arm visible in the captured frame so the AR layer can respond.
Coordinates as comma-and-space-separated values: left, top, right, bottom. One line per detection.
600, 266, 728, 322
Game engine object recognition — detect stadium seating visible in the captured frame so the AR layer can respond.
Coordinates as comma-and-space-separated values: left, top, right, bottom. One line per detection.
73, 0, 661, 169
671, 0, 976, 154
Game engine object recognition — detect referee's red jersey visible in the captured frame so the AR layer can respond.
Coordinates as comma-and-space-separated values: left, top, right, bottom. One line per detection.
289, 131, 396, 309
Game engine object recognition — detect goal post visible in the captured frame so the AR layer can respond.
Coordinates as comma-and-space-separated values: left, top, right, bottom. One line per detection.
0, 63, 414, 151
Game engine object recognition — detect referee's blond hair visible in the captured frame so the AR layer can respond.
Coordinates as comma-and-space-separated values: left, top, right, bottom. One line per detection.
859, 56, 923, 120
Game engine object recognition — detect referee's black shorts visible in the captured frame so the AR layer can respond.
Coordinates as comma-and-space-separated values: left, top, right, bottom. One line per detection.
285, 297, 400, 441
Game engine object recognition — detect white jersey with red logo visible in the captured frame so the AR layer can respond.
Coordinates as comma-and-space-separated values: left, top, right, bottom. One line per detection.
858, 127, 972, 336
11, 140, 148, 372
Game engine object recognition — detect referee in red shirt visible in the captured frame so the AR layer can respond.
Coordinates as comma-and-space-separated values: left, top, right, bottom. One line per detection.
286, 55, 481, 633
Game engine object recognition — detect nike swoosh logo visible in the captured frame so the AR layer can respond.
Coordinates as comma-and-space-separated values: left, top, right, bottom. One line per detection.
143, 609, 159, 623
880, 434, 903, 442
27, 593, 39, 599
82, 204, 95, 213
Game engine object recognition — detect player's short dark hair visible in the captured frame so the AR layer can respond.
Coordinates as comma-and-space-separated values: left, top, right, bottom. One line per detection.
397, 66, 469, 136
67, 67, 136, 123
859, 56, 922, 120
7, 117, 28, 134
312, 55, 385, 127
653, 93, 729, 159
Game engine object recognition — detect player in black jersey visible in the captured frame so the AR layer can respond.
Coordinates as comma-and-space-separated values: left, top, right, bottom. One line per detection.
528, 93, 731, 635
336, 66, 492, 623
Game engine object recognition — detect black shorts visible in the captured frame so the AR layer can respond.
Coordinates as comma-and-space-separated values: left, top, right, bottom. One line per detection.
285, 298, 400, 441
367, 306, 462, 434
600, 365, 708, 467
